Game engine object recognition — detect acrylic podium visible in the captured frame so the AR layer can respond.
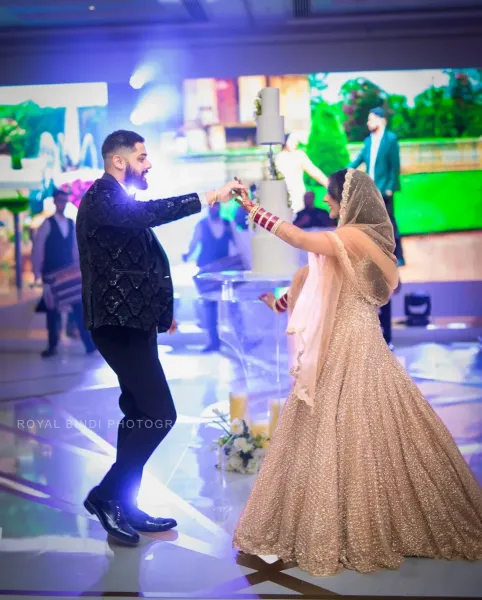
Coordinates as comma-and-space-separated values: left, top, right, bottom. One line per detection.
196, 269, 294, 442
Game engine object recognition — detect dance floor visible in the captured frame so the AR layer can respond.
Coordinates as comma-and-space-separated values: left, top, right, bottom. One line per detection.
0, 340, 481, 599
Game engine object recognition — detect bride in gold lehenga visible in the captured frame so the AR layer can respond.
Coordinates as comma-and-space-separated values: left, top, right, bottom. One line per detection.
232, 168, 482, 576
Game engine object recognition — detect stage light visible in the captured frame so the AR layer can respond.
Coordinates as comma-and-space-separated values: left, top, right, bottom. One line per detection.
129, 64, 156, 90
403, 292, 431, 327
129, 109, 143, 126
89, 5, 95, 10
129, 75, 145, 90
129, 85, 178, 125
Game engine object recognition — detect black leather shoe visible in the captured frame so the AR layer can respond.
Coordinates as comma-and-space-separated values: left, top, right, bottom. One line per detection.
201, 343, 220, 353
84, 488, 140, 545
124, 507, 177, 533
41, 347, 57, 358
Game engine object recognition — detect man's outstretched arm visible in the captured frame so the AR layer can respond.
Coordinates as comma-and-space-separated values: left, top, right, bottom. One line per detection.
87, 181, 247, 229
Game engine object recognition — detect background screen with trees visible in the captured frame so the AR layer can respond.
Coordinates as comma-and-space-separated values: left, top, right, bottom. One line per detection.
181, 68, 481, 236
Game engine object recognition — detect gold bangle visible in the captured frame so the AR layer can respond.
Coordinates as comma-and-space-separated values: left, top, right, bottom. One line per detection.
271, 219, 284, 235
208, 191, 217, 206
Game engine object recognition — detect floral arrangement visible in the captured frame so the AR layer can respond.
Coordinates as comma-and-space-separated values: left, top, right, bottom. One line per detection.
253, 92, 262, 117
268, 151, 285, 181
267, 147, 292, 210
59, 179, 94, 208
211, 409, 269, 475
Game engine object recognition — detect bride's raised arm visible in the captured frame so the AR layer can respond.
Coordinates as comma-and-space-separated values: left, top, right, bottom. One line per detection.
237, 193, 336, 257
267, 219, 335, 256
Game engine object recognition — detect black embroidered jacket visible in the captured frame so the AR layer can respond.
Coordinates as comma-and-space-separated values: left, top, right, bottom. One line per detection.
76, 173, 201, 332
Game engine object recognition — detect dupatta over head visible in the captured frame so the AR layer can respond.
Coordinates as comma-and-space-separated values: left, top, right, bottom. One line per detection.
287, 168, 399, 409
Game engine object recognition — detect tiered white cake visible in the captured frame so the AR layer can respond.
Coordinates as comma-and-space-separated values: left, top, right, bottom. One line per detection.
251, 88, 299, 276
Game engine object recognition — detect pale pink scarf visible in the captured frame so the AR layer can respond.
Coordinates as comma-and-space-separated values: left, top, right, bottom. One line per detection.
286, 168, 399, 410
286, 243, 343, 409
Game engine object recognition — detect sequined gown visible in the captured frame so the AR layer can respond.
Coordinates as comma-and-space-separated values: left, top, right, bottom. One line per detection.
233, 267, 482, 576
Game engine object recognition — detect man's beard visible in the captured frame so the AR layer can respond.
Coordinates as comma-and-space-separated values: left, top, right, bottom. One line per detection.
125, 165, 148, 190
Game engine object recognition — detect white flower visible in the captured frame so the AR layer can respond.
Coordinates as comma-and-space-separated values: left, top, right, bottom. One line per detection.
233, 437, 253, 453
245, 458, 260, 474
231, 419, 244, 435
227, 454, 243, 471
252, 448, 265, 459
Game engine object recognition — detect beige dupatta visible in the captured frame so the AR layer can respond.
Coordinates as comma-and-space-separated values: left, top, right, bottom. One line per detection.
287, 169, 399, 409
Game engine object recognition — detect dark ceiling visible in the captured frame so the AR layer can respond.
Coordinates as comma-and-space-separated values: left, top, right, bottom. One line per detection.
0, 0, 481, 30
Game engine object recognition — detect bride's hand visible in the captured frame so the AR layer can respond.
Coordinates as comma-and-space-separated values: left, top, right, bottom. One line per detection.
259, 292, 276, 310
235, 189, 256, 212
214, 179, 249, 203
233, 178, 255, 212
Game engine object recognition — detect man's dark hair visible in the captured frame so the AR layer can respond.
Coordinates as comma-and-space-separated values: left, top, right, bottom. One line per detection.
369, 106, 387, 119
101, 130, 145, 159
52, 188, 68, 200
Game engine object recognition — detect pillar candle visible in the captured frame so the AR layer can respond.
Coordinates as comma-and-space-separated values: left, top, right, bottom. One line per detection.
250, 421, 269, 438
269, 399, 282, 437
229, 392, 247, 423
250, 420, 270, 448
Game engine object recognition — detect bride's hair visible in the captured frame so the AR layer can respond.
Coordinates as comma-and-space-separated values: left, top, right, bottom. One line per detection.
327, 169, 348, 203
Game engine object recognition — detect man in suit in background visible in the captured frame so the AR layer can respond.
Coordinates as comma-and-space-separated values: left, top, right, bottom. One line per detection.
77, 130, 246, 545
350, 107, 404, 266
350, 107, 404, 348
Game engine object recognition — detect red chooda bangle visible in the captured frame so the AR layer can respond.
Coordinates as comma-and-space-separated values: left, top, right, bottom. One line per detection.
274, 293, 288, 313
251, 207, 283, 233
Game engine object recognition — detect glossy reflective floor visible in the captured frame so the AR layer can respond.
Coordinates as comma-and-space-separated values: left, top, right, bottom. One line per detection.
0, 340, 481, 599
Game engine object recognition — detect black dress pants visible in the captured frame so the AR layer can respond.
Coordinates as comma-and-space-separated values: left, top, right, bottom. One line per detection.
379, 301, 392, 346
91, 326, 177, 508
382, 193, 404, 265
379, 194, 400, 344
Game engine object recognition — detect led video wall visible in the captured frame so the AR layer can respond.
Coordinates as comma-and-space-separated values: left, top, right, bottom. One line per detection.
175, 69, 482, 236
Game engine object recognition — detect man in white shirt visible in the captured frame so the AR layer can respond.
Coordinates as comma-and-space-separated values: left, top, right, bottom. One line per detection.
32, 190, 95, 357
368, 124, 383, 181
275, 133, 329, 214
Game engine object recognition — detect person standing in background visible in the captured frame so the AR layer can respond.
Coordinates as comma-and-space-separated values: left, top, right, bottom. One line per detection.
32, 189, 95, 358
294, 191, 336, 230
350, 107, 405, 348
349, 107, 404, 266
275, 133, 328, 214
183, 203, 244, 352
